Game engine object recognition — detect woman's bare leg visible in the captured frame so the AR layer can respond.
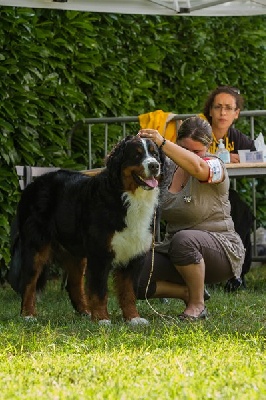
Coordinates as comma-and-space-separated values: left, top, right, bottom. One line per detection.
153, 280, 189, 304
175, 258, 205, 317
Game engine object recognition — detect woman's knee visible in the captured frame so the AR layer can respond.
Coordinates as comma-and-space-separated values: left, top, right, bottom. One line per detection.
168, 231, 202, 266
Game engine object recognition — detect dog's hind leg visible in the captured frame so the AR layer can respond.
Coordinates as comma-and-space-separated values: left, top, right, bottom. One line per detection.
63, 256, 90, 316
85, 265, 110, 323
21, 244, 51, 318
113, 268, 149, 325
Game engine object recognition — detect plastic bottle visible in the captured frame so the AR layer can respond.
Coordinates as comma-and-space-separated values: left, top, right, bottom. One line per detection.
216, 139, 230, 163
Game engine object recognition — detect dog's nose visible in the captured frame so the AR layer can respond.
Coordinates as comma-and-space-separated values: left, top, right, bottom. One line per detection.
148, 162, 159, 175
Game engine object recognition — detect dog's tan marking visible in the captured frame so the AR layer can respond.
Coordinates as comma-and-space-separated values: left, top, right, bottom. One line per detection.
113, 269, 140, 321
21, 245, 51, 317
122, 166, 140, 193
89, 293, 110, 321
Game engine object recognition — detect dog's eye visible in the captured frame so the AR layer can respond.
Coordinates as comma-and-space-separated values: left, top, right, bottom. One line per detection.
151, 149, 159, 157
134, 148, 144, 159
148, 145, 159, 156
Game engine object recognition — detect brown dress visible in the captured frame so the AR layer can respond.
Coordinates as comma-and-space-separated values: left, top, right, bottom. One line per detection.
156, 157, 245, 279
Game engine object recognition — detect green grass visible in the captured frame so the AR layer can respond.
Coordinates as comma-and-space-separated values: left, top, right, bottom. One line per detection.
0, 266, 265, 399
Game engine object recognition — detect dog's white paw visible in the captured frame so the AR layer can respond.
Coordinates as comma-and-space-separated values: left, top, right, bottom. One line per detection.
23, 315, 37, 322
98, 319, 112, 326
128, 317, 149, 326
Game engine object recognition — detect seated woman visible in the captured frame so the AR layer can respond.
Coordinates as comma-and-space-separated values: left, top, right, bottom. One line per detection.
200, 85, 255, 286
136, 117, 245, 320
199, 85, 256, 163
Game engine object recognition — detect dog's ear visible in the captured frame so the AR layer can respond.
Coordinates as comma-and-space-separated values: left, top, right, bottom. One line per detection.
106, 136, 136, 168
106, 137, 128, 168
105, 136, 134, 185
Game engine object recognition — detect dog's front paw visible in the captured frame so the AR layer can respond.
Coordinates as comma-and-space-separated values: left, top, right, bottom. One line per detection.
23, 315, 37, 322
128, 317, 149, 326
98, 319, 112, 326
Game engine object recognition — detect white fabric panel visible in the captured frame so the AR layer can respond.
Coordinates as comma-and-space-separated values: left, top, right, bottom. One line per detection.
0, 0, 265, 16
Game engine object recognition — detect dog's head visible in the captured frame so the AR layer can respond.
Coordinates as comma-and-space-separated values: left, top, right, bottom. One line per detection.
106, 135, 165, 192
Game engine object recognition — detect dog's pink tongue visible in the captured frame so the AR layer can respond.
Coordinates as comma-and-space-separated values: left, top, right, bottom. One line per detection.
145, 178, 158, 188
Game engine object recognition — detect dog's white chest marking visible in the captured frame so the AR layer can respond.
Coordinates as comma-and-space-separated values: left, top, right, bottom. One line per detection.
111, 188, 159, 266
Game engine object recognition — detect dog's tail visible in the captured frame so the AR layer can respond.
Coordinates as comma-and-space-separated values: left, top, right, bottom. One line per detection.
7, 217, 48, 295
7, 217, 23, 294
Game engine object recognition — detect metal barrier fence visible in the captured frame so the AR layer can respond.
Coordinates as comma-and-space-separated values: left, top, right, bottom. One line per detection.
69, 110, 266, 169
69, 110, 266, 261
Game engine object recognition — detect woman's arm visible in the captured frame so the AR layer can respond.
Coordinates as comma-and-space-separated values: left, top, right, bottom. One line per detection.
139, 129, 216, 182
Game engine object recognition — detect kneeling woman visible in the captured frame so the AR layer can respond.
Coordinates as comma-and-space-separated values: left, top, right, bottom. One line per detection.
136, 117, 245, 320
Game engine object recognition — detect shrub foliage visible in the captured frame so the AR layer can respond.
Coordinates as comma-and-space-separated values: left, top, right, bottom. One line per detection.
0, 7, 265, 268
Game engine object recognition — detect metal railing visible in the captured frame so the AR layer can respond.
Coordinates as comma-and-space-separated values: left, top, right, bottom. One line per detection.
68, 110, 266, 169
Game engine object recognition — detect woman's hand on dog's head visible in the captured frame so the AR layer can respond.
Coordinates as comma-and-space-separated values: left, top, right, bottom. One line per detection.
138, 129, 165, 148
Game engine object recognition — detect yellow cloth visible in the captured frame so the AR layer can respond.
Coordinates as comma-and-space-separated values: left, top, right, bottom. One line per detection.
198, 113, 208, 122
138, 110, 178, 143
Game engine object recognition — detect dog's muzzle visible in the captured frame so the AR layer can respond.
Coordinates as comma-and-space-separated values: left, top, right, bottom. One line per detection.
134, 159, 160, 190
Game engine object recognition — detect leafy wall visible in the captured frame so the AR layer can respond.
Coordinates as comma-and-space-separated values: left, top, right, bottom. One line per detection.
0, 7, 265, 270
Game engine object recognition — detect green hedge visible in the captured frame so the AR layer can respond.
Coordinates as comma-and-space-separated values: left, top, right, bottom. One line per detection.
0, 8, 265, 270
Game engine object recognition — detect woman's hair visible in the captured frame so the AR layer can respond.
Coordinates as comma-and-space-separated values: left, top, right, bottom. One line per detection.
177, 116, 212, 146
203, 85, 244, 124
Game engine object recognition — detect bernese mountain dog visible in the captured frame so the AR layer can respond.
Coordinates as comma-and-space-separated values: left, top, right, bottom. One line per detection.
9, 135, 164, 325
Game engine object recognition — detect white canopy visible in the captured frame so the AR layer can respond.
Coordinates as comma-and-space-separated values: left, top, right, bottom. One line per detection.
0, 0, 265, 16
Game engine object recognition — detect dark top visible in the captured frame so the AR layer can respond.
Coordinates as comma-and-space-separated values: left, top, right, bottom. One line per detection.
209, 126, 256, 155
